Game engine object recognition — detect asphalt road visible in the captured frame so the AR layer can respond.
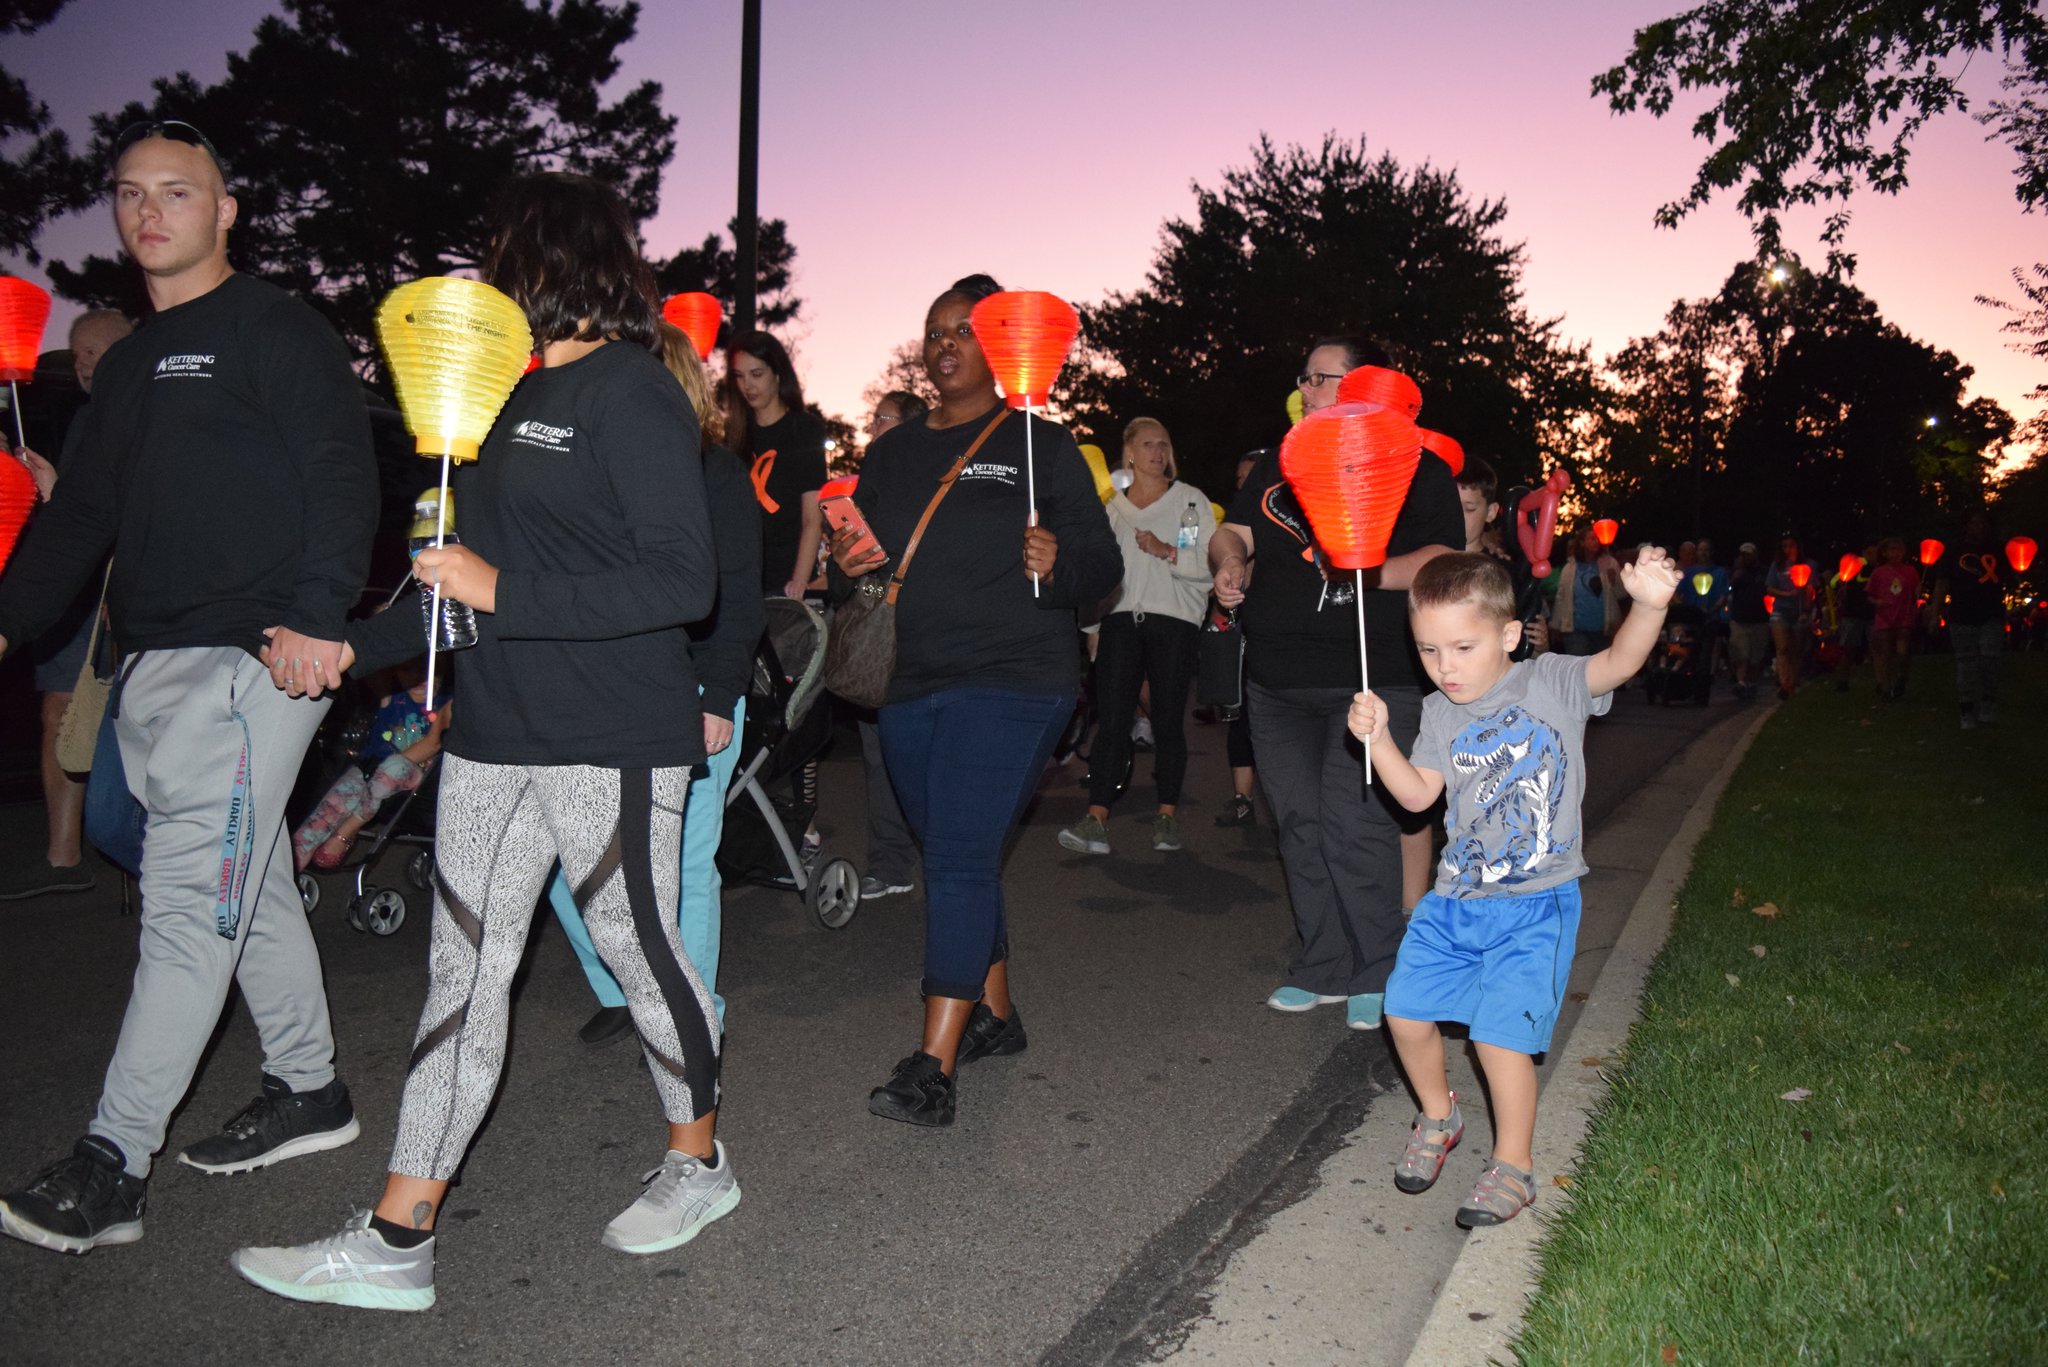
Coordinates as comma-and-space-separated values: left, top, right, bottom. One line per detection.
0, 686, 1738, 1367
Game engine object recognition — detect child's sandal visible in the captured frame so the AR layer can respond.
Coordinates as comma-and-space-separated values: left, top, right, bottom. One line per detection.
1393, 1096, 1463, 1194
1455, 1159, 1536, 1228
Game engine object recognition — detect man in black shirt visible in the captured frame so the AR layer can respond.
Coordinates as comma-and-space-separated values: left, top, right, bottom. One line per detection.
1934, 510, 2007, 728
0, 122, 377, 1253
1211, 337, 1463, 1031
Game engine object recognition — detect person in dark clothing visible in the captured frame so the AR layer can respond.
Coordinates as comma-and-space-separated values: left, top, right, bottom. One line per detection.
1209, 335, 1464, 1034
1726, 544, 1772, 699
0, 122, 377, 1255
233, 173, 730, 1311
1935, 510, 2007, 729
855, 390, 929, 900
727, 330, 826, 598
830, 274, 1120, 1127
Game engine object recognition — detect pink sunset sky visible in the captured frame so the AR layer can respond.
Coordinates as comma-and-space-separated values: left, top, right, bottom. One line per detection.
8, 0, 2042, 468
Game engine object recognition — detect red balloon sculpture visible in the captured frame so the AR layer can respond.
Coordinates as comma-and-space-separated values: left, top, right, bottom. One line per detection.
1837, 552, 1865, 581
0, 450, 36, 573
1788, 563, 1812, 588
2008, 536, 2038, 574
1516, 469, 1571, 578
1417, 428, 1464, 478
662, 292, 722, 361
971, 291, 1081, 597
1919, 538, 1944, 566
1592, 518, 1619, 547
1335, 365, 1423, 420
1280, 402, 1424, 786
0, 276, 53, 449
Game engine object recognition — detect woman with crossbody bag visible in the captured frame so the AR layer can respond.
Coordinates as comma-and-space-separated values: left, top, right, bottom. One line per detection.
828, 274, 1120, 1127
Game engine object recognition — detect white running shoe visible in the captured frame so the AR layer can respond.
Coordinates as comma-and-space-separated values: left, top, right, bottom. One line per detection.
602, 1141, 741, 1255
231, 1209, 434, 1311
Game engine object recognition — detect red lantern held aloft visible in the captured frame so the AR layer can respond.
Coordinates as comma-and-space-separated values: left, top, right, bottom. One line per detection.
0, 452, 37, 574
662, 292, 722, 361
1919, 538, 1944, 566
2008, 536, 2038, 573
1593, 518, 1619, 547
1335, 365, 1422, 420
1788, 563, 1811, 589
970, 291, 1079, 409
0, 276, 51, 383
1417, 429, 1464, 478
1838, 552, 1864, 581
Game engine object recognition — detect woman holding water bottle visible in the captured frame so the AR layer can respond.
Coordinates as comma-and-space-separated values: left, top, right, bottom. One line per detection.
1057, 417, 1214, 857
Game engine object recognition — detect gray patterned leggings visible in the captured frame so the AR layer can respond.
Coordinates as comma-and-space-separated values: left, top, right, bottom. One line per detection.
390, 755, 720, 1181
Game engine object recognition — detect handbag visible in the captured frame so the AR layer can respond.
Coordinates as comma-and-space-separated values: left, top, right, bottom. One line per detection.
55, 564, 114, 775
1195, 600, 1245, 709
823, 408, 1009, 708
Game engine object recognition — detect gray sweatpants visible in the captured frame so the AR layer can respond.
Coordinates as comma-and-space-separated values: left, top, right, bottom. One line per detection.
97, 646, 335, 1177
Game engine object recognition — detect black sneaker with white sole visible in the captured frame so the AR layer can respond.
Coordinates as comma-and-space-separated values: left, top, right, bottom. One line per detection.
177, 1074, 361, 1175
0, 1136, 145, 1254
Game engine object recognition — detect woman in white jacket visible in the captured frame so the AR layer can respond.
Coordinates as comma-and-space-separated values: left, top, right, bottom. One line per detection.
1059, 418, 1215, 857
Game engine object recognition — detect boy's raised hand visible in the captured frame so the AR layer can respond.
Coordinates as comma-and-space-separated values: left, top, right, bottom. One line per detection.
1620, 543, 1680, 609
1347, 690, 1386, 746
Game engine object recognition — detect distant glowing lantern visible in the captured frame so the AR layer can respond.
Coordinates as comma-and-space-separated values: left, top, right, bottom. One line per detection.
1837, 553, 1864, 581
1789, 563, 1811, 588
818, 476, 858, 501
0, 276, 53, 449
1919, 538, 1944, 566
0, 452, 36, 574
2007, 536, 2038, 574
1764, 594, 1776, 615
1417, 429, 1464, 478
1691, 571, 1714, 597
970, 290, 1081, 598
1335, 365, 1423, 420
1286, 389, 1304, 425
1211, 501, 1227, 527
662, 292, 722, 361
1593, 518, 1619, 547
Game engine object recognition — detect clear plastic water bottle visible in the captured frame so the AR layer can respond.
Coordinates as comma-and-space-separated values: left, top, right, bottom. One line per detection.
1176, 500, 1201, 565
408, 489, 478, 651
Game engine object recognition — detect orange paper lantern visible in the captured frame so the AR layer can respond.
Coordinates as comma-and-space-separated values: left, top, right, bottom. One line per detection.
662, 292, 722, 361
0, 277, 52, 383
1277, 402, 1423, 571
1919, 538, 1944, 566
1335, 365, 1423, 420
970, 291, 1078, 408
0, 453, 35, 571
2007, 536, 2038, 573
1593, 518, 1619, 547
1837, 552, 1864, 581
1764, 594, 1776, 615
1788, 563, 1811, 589
1417, 429, 1464, 478
818, 476, 858, 501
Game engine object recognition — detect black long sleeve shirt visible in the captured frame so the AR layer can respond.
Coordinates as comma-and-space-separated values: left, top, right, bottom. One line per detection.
0, 272, 377, 657
349, 339, 717, 769
692, 443, 764, 719
846, 405, 1120, 704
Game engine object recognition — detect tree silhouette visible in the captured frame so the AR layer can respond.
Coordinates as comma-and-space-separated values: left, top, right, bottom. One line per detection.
651, 216, 803, 354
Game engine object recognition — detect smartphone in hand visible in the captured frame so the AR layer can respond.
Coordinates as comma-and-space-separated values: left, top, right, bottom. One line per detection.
822, 494, 885, 569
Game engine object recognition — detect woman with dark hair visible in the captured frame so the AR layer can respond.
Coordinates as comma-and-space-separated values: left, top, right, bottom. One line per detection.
728, 330, 826, 598
831, 273, 1120, 1126
234, 172, 732, 1310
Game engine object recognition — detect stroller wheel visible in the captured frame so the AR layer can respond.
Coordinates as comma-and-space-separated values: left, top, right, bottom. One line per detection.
297, 872, 321, 915
405, 849, 435, 892
361, 888, 407, 937
806, 857, 860, 931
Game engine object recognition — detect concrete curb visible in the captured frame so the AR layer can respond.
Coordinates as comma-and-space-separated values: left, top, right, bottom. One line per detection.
1402, 703, 1778, 1367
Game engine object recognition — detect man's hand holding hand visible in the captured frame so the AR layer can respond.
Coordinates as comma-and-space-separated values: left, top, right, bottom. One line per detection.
262, 626, 353, 698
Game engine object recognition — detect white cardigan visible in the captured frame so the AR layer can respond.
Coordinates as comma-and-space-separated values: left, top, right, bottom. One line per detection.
1102, 480, 1216, 625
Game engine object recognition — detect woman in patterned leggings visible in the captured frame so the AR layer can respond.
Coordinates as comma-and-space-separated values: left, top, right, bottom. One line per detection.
232, 173, 731, 1311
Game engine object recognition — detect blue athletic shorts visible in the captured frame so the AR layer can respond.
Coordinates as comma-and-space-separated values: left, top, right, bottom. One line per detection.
1383, 881, 1582, 1054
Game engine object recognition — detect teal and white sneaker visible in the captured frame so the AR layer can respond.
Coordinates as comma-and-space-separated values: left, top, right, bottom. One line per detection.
1346, 993, 1384, 1030
1266, 985, 1346, 1013
231, 1209, 434, 1311
602, 1141, 741, 1255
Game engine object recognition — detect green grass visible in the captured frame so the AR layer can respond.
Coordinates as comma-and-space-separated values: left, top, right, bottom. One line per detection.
1512, 656, 2048, 1366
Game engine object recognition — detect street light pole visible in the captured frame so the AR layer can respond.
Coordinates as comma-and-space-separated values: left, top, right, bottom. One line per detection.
734, 0, 761, 339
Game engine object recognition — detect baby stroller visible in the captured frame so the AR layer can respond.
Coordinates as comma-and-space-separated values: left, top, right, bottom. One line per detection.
716, 596, 861, 930
1643, 601, 1713, 707
290, 693, 440, 938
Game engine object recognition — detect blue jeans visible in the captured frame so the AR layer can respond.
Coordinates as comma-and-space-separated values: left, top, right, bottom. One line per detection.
878, 685, 1074, 1000
84, 701, 147, 876
546, 698, 744, 1027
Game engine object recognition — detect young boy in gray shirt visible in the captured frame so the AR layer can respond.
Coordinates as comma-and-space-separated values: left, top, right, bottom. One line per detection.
1348, 546, 1677, 1226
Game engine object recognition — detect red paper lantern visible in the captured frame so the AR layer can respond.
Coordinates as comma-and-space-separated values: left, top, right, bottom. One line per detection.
1277, 402, 1423, 570
1335, 365, 1422, 420
818, 476, 858, 500
1837, 552, 1864, 581
1918, 538, 1944, 566
0, 277, 52, 383
1592, 518, 1619, 547
1788, 563, 1811, 589
970, 291, 1078, 408
662, 292, 722, 361
2007, 536, 2038, 573
1764, 594, 1776, 615
1417, 428, 1464, 478
0, 453, 37, 573
522, 354, 541, 375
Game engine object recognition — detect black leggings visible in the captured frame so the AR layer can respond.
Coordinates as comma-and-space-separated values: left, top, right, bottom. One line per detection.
1090, 612, 1198, 809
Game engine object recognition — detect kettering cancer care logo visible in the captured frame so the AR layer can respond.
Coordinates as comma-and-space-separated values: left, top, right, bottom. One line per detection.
154, 352, 216, 380
509, 419, 575, 453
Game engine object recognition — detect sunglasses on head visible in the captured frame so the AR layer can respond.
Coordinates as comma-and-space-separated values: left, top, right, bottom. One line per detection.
112, 119, 225, 174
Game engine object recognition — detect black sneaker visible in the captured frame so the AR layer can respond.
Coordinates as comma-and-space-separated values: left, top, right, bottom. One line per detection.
955, 1003, 1027, 1065
1214, 794, 1255, 828
177, 1074, 361, 1175
0, 1136, 145, 1254
579, 1005, 636, 1046
0, 858, 96, 903
866, 1051, 956, 1127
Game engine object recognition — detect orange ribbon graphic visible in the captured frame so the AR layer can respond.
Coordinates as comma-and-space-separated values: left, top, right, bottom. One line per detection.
750, 449, 780, 515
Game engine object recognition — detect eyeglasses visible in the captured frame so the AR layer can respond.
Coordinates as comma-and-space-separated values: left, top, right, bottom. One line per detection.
112, 119, 225, 174
1296, 371, 1344, 389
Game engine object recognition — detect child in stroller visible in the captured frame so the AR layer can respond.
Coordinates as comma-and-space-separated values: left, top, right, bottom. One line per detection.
1643, 599, 1713, 706
292, 663, 449, 871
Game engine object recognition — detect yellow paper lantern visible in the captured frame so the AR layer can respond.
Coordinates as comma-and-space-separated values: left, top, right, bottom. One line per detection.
1211, 501, 1227, 527
376, 277, 535, 463
1078, 443, 1115, 503
1286, 389, 1304, 425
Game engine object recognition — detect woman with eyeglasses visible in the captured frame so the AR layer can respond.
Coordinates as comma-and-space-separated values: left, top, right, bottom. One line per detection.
1209, 335, 1464, 1033
830, 274, 1120, 1127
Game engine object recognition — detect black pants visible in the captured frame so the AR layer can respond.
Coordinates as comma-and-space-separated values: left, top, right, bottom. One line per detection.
1248, 681, 1421, 997
1089, 612, 1198, 810
858, 714, 917, 886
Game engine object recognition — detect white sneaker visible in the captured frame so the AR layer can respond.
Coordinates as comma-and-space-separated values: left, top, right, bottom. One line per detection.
602, 1141, 741, 1255
231, 1209, 435, 1312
